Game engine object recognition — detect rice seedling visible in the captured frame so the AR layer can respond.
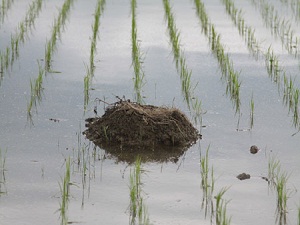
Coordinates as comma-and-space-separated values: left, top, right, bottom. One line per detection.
0, 179, 7, 196
131, 0, 145, 104
275, 171, 289, 225
44, 40, 52, 70
293, 89, 299, 127
129, 156, 150, 225
282, 74, 294, 108
83, 67, 91, 111
298, 205, 300, 225
0, 66, 3, 86
44, 0, 74, 72
163, 0, 181, 67
0, 54, 3, 72
237, 11, 245, 36
249, 93, 254, 129
0, 147, 7, 180
0, 0, 14, 24
59, 0, 73, 28
192, 97, 203, 127
267, 155, 291, 224
129, 157, 141, 224
200, 145, 215, 219
58, 157, 71, 225
79, 143, 93, 208
4, 47, 9, 69
0, 185, 6, 196
180, 58, 193, 106
73, 128, 96, 208
281, 75, 300, 128
89, 0, 106, 75
268, 155, 281, 188
27, 60, 45, 120
214, 187, 231, 225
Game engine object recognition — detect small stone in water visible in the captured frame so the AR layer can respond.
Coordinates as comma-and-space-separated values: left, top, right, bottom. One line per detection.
250, 145, 259, 154
236, 173, 251, 180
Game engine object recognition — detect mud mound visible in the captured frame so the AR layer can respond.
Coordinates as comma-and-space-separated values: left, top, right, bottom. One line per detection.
83, 100, 201, 150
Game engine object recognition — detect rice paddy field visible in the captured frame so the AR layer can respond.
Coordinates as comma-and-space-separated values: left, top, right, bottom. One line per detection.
1, 0, 300, 224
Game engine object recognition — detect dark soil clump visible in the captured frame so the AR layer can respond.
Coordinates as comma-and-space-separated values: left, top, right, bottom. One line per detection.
83, 100, 201, 150
236, 173, 251, 180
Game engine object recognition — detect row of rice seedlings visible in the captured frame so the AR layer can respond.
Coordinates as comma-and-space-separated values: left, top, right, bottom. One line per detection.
199, 145, 232, 224
268, 156, 292, 225
58, 157, 71, 225
222, 0, 274, 69
221, 0, 300, 130
270, 42, 299, 128
222, 0, 261, 59
200, 145, 215, 220
83, 0, 106, 110
131, 0, 145, 104
129, 156, 150, 225
44, 0, 74, 71
27, 61, 44, 122
163, 0, 204, 126
194, 0, 241, 115
163, 0, 192, 104
0, 0, 43, 77
27, 0, 74, 121
215, 187, 231, 225
0, 147, 7, 196
249, 0, 300, 57
221, 0, 263, 129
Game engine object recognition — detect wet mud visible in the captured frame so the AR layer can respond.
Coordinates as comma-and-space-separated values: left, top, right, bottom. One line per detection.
83, 100, 201, 163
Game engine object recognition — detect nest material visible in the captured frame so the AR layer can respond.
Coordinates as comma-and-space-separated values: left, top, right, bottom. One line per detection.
83, 100, 201, 148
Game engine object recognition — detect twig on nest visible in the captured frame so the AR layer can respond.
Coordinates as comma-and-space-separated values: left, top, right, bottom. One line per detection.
94, 97, 111, 105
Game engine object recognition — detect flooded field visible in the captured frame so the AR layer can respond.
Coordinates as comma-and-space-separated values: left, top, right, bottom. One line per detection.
1, 0, 300, 224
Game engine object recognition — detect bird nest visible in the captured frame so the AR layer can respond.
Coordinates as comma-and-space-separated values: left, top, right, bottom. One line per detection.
83, 100, 201, 162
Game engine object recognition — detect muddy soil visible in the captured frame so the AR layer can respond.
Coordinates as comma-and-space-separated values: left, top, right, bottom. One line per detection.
83, 100, 201, 162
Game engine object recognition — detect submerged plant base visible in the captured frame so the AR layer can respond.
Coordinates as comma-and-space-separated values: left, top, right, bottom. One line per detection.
83, 100, 201, 163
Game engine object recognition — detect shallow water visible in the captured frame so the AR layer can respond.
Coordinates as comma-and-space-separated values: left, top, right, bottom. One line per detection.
0, 0, 300, 224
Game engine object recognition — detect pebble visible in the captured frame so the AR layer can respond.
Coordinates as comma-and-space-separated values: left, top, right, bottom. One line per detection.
236, 173, 251, 180
250, 145, 259, 154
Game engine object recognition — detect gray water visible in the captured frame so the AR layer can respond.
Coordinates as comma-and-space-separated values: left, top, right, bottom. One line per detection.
0, 0, 300, 224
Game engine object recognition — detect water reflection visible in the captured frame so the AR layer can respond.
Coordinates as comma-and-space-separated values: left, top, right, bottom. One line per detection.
94, 142, 190, 164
